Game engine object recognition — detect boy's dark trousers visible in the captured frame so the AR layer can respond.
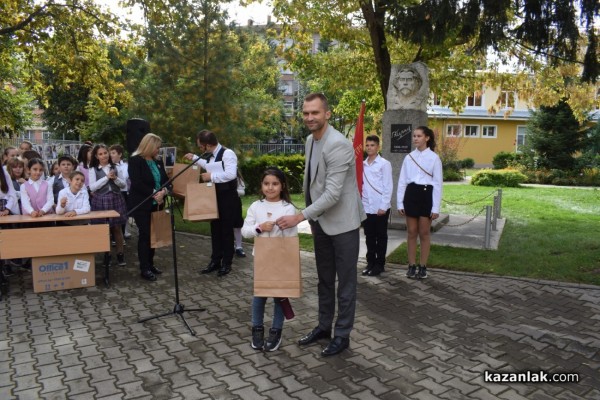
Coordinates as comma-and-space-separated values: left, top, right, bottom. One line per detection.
363, 210, 390, 272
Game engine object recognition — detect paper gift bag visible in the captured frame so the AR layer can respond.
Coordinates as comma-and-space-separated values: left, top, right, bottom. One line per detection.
171, 163, 201, 197
151, 209, 172, 248
183, 183, 219, 221
253, 236, 302, 298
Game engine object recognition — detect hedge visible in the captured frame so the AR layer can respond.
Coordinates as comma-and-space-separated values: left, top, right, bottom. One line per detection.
471, 169, 527, 187
239, 154, 305, 194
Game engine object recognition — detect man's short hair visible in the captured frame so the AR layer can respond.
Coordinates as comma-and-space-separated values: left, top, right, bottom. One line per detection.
109, 144, 124, 155
58, 155, 76, 166
196, 130, 218, 146
366, 135, 380, 145
304, 93, 329, 111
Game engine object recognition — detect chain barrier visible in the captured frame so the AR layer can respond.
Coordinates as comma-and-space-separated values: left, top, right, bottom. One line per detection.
442, 189, 497, 206
442, 205, 488, 227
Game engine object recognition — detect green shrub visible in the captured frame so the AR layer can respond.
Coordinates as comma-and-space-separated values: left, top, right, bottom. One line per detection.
444, 169, 464, 181
461, 158, 475, 168
492, 151, 517, 169
471, 169, 527, 187
240, 154, 305, 194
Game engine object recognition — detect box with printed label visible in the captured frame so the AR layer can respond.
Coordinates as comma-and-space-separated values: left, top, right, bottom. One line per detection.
32, 254, 95, 293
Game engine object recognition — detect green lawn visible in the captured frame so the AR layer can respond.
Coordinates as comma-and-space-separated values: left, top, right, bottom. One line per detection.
174, 185, 600, 285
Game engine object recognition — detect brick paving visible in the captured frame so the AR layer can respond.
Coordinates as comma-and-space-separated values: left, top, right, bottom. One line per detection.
1, 232, 600, 399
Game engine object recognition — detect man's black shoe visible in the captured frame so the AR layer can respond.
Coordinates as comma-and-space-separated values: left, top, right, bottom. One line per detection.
201, 261, 220, 274
361, 264, 373, 276
217, 264, 231, 277
367, 268, 382, 277
150, 266, 163, 275
298, 327, 331, 346
321, 336, 350, 357
141, 270, 157, 281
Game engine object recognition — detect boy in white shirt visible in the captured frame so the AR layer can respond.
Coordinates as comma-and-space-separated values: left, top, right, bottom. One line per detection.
56, 171, 90, 218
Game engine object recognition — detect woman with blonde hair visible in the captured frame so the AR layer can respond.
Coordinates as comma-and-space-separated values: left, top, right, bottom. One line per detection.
128, 133, 171, 281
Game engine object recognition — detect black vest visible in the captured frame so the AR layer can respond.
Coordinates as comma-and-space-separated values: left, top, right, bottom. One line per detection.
213, 147, 238, 192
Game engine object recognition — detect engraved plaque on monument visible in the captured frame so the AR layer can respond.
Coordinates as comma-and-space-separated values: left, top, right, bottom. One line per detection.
390, 124, 412, 153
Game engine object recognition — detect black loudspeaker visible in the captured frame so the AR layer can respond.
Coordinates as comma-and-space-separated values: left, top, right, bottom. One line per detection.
126, 118, 151, 155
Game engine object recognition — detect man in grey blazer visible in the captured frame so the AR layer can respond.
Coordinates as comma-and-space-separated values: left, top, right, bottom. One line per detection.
277, 93, 366, 356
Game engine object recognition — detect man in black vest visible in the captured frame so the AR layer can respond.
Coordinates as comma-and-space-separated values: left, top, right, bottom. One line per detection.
184, 130, 238, 276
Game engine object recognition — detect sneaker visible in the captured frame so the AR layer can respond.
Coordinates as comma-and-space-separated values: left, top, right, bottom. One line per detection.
417, 265, 428, 279
235, 248, 246, 258
117, 253, 126, 266
251, 326, 264, 350
406, 264, 417, 278
264, 328, 282, 352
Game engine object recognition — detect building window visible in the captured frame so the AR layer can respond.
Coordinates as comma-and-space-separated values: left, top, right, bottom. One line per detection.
432, 94, 442, 106
446, 124, 461, 137
22, 130, 34, 140
42, 131, 53, 140
516, 126, 527, 151
482, 125, 497, 138
464, 125, 479, 138
467, 90, 482, 107
499, 90, 516, 108
284, 102, 294, 116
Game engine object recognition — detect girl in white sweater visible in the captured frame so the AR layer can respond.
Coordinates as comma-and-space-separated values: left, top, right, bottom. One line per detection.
242, 167, 298, 352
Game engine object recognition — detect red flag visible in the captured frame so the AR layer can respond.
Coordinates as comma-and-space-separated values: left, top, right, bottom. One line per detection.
353, 100, 366, 196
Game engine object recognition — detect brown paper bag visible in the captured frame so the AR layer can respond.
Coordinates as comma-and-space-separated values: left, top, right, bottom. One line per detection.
151, 210, 172, 248
171, 163, 201, 197
253, 236, 302, 298
183, 183, 219, 221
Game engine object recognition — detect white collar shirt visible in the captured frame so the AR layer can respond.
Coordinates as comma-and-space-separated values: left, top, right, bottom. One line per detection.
396, 147, 443, 214
56, 187, 91, 215
193, 143, 238, 183
362, 154, 393, 214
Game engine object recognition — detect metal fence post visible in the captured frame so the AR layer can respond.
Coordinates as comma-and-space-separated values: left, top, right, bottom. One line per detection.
497, 188, 502, 219
484, 205, 492, 249
492, 196, 498, 231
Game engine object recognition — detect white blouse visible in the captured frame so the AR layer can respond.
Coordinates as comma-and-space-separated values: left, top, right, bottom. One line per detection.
396, 147, 443, 214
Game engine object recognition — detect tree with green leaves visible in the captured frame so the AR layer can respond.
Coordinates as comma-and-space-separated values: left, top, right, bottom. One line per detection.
262, 0, 598, 124
525, 100, 585, 170
1, 0, 129, 138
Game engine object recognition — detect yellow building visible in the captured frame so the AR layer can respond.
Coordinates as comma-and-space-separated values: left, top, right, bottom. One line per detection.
427, 87, 536, 167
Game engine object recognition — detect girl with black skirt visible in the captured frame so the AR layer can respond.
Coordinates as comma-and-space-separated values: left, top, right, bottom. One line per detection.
396, 126, 443, 279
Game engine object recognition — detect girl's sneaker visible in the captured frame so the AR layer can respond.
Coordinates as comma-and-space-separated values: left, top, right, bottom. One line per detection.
251, 326, 264, 350
417, 265, 428, 279
406, 264, 417, 278
264, 328, 282, 352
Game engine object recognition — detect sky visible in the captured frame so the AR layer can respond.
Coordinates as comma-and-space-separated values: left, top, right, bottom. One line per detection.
95, 0, 274, 26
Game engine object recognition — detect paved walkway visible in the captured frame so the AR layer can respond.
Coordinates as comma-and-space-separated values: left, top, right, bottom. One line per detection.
2, 233, 600, 399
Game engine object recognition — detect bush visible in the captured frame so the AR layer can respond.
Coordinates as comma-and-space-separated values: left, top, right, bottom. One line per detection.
471, 169, 527, 187
461, 158, 475, 169
492, 151, 517, 169
444, 169, 464, 181
240, 154, 305, 195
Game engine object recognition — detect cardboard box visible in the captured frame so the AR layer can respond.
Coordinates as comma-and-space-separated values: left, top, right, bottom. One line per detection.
32, 254, 95, 293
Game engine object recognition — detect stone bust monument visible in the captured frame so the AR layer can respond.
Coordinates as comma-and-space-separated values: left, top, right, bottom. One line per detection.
386, 62, 429, 112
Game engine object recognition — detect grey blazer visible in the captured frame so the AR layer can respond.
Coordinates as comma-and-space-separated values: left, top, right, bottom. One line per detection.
303, 124, 366, 235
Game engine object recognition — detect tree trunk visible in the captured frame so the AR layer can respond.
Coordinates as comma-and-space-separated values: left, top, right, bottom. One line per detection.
360, 1, 391, 109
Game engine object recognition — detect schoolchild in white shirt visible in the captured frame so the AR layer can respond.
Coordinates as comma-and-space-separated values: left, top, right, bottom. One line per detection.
361, 135, 393, 277
56, 171, 91, 218
241, 167, 298, 352
396, 126, 443, 279
20, 158, 54, 217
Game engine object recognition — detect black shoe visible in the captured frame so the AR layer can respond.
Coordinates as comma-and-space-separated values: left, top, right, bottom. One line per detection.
251, 326, 264, 350
367, 268, 382, 277
235, 248, 246, 258
406, 264, 417, 278
2, 264, 14, 277
201, 261, 220, 274
361, 264, 373, 276
150, 266, 163, 275
264, 328, 282, 352
217, 264, 231, 277
321, 336, 350, 357
298, 327, 331, 346
117, 253, 126, 266
417, 265, 428, 279
140, 270, 157, 281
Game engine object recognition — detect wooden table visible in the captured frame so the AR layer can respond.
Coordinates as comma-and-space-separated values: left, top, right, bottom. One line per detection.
0, 211, 119, 292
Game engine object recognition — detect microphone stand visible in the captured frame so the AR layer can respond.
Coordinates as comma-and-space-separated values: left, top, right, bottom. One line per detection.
131, 155, 206, 335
